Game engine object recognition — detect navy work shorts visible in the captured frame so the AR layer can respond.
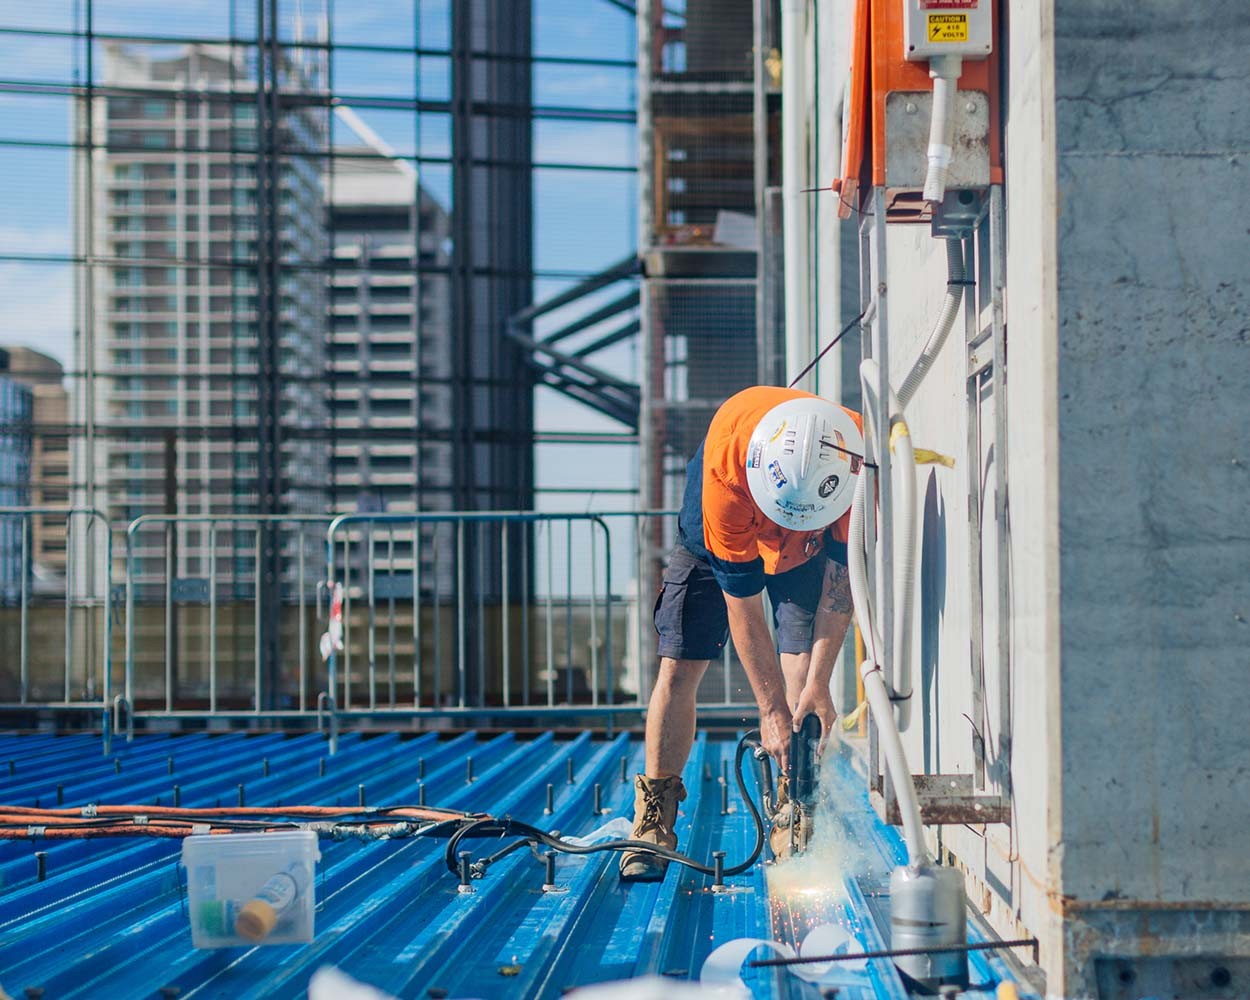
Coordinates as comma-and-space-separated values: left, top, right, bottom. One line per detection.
653, 545, 827, 661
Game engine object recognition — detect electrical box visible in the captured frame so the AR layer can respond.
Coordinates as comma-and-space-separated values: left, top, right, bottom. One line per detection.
903, 0, 993, 62
835, 0, 1002, 224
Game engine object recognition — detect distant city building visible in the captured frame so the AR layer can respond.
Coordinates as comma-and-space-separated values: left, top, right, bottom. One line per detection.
0, 347, 69, 589
0, 360, 33, 602
72, 43, 329, 581
327, 109, 455, 590
329, 109, 454, 514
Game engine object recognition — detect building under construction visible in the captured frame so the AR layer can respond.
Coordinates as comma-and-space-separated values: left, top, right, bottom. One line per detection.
0, 1, 1247, 998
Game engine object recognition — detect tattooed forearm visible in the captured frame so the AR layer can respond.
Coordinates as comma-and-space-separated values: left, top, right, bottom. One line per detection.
819, 560, 854, 615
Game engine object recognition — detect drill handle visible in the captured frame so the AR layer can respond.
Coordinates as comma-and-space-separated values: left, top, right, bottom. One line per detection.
790, 712, 822, 807
757, 747, 775, 810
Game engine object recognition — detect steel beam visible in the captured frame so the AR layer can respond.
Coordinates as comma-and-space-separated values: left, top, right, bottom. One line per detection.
872, 773, 1011, 826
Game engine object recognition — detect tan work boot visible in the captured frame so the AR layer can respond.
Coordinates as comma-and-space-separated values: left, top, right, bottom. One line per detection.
769, 776, 813, 860
619, 774, 687, 882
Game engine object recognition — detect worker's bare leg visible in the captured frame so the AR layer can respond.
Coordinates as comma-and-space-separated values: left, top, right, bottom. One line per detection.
645, 656, 711, 777
621, 657, 710, 881
779, 651, 810, 711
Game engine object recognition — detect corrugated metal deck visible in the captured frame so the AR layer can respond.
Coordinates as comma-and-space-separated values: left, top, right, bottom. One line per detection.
0, 731, 1036, 998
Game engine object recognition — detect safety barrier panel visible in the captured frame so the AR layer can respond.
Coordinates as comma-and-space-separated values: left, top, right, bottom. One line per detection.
122, 514, 331, 722
0, 507, 113, 745
323, 512, 618, 720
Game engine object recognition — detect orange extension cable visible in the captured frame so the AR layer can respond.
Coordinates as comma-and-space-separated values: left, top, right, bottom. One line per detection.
0, 803, 487, 839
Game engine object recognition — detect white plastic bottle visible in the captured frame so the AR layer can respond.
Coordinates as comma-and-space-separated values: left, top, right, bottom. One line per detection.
234, 861, 309, 943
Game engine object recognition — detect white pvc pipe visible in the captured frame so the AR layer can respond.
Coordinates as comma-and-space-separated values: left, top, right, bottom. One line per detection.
922, 55, 962, 205
782, 0, 810, 387
862, 658, 929, 867
891, 423, 917, 731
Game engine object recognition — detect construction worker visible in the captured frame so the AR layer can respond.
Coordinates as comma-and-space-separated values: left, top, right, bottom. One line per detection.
620, 386, 863, 881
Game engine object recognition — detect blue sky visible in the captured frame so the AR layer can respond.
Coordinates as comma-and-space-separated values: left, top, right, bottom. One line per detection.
0, 0, 640, 502
0, 0, 638, 347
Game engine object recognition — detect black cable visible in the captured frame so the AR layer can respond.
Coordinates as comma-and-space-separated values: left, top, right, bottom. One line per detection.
788, 309, 868, 389
445, 733, 769, 880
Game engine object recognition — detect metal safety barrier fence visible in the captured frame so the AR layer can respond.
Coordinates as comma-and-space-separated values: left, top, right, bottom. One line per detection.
5, 509, 762, 751
121, 514, 331, 730
317, 510, 758, 753
0, 507, 114, 747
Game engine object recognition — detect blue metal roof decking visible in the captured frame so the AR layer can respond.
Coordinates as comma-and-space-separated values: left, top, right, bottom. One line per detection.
0, 732, 1038, 998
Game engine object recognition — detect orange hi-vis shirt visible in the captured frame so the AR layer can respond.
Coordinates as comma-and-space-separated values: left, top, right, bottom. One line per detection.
675, 386, 864, 598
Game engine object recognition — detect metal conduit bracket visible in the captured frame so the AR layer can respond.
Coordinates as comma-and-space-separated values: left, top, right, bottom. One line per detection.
111, 695, 133, 744
870, 773, 1009, 826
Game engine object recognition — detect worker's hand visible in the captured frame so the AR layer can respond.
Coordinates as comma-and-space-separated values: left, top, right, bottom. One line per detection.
793, 684, 838, 753
759, 705, 793, 773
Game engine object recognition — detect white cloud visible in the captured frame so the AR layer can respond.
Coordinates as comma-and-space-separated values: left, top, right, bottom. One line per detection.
0, 227, 75, 367
0, 224, 72, 257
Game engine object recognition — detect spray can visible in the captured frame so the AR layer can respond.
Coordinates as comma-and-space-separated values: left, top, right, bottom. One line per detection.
233, 862, 308, 943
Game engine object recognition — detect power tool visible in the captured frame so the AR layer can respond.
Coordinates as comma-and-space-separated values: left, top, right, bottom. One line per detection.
760, 713, 822, 859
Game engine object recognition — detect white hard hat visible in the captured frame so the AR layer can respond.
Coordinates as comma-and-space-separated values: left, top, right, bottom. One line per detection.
744, 396, 863, 531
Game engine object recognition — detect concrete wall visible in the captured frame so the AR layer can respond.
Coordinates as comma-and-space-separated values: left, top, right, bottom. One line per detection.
803, 0, 1250, 993
803, 0, 1065, 981
870, 0, 1065, 974
1052, 0, 1250, 994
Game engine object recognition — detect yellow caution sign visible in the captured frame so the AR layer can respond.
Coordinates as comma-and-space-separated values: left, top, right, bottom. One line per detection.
928, 13, 969, 42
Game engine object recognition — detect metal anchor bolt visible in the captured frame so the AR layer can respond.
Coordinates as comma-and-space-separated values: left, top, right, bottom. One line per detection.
542, 850, 559, 892
712, 851, 726, 892
457, 851, 475, 893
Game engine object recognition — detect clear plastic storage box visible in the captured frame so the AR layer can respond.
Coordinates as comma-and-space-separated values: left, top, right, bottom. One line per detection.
181, 830, 320, 948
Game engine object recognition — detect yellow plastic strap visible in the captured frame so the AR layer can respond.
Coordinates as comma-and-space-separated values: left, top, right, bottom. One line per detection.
841, 700, 868, 731
913, 448, 956, 468
887, 419, 910, 454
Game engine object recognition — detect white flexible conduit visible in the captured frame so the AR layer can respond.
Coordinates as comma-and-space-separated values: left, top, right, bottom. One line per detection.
861, 362, 917, 733
849, 371, 927, 867
922, 54, 962, 205
898, 238, 966, 409
846, 239, 966, 868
